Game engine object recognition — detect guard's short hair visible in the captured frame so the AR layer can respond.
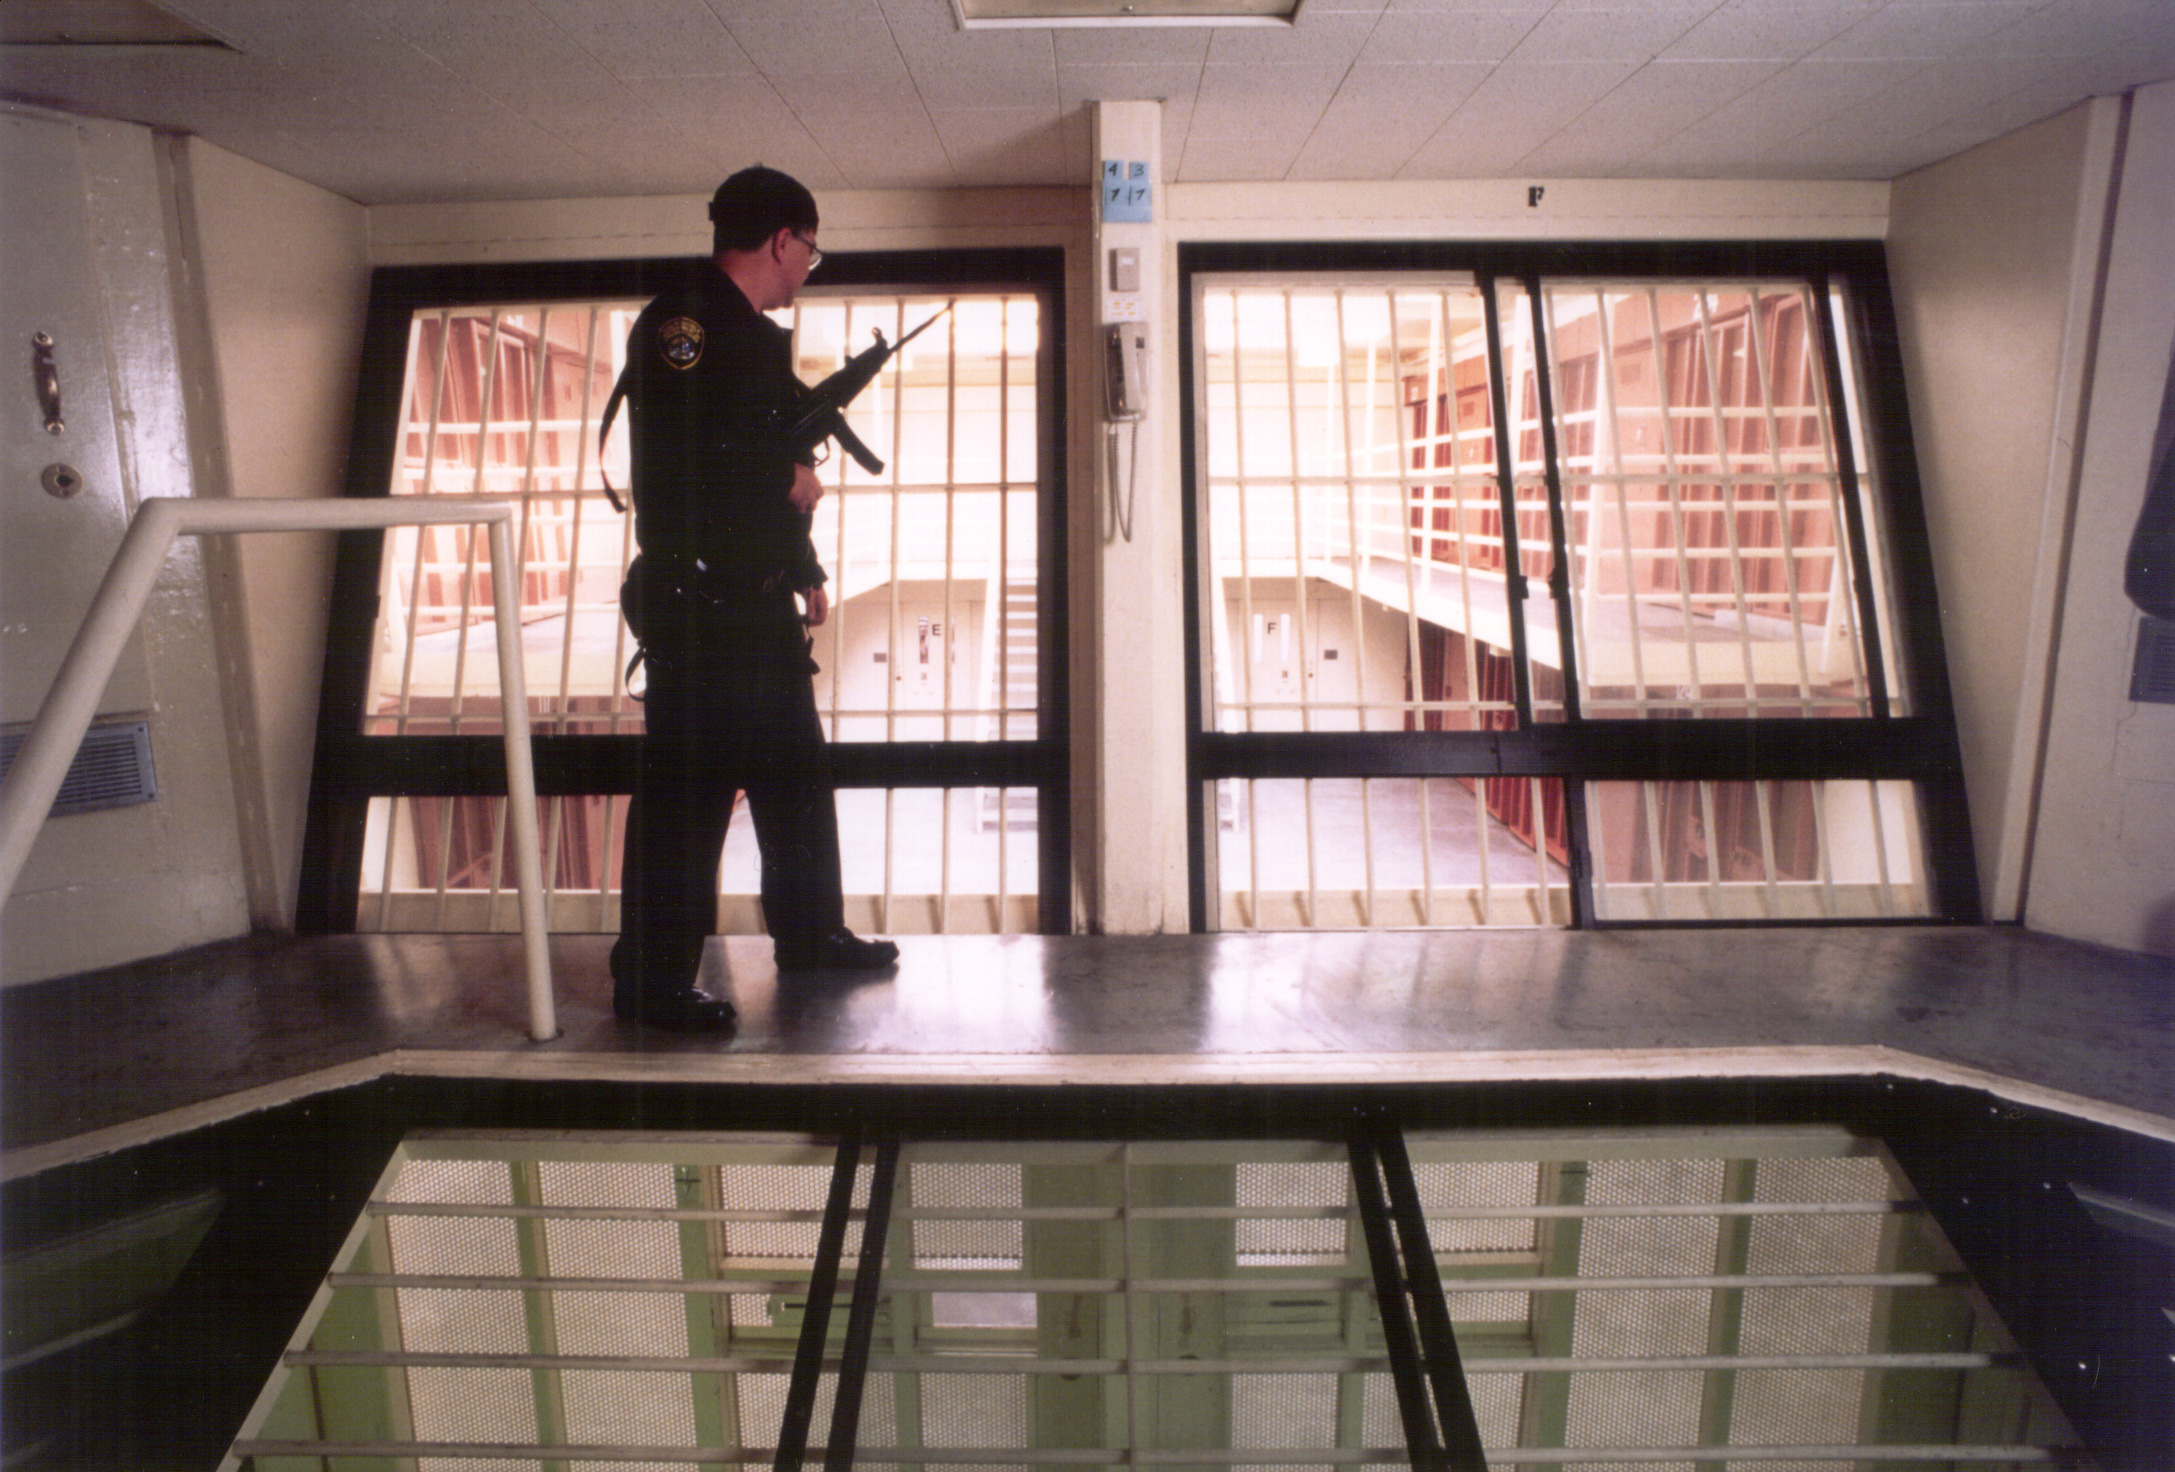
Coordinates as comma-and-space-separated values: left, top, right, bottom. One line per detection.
709, 166, 819, 254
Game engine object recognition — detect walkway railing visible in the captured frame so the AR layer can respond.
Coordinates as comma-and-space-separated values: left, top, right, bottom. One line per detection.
0, 497, 556, 1040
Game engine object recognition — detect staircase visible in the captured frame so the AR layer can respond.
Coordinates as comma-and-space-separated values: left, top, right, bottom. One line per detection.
978, 576, 1038, 830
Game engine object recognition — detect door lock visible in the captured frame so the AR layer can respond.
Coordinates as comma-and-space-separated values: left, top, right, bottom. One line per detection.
32, 331, 63, 434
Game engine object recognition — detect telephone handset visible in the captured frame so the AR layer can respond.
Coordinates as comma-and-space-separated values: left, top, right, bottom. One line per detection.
1105, 322, 1149, 421
1103, 322, 1149, 542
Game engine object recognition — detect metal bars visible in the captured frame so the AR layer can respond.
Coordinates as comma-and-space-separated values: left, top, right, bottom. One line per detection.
775, 1133, 900, 1472
227, 1128, 2080, 1471
1529, 279, 1871, 721
1349, 1122, 1490, 1472
1189, 262, 1957, 931
1198, 281, 1575, 929
345, 287, 1050, 936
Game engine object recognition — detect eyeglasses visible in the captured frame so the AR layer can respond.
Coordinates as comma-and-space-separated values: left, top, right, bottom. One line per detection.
791, 231, 823, 269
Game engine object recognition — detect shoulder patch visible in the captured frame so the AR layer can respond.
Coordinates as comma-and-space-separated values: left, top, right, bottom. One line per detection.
658, 315, 705, 370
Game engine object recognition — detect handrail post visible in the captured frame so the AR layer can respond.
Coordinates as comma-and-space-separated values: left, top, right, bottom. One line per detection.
485, 515, 555, 1040
0, 497, 559, 1041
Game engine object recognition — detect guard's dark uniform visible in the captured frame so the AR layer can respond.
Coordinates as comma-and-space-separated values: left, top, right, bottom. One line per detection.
611, 268, 842, 997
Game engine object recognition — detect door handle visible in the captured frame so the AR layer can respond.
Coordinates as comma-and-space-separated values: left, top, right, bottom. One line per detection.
32, 331, 62, 434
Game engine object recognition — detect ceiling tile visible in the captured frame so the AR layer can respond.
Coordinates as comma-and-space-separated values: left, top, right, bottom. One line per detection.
148, 1, 390, 53
4, 0, 2157, 201
1811, 1, 2043, 62
1633, 55, 1924, 166
1203, 11, 1380, 67
1660, 0, 1882, 62
880, 0, 1055, 70
815, 130, 958, 188
1847, 51, 2043, 135
2011, 0, 2175, 57
491, 68, 683, 141
636, 74, 851, 184
778, 78, 954, 186
1716, 132, 1932, 179
927, 106, 1075, 183
1517, 58, 1783, 172
1053, 26, 1212, 66
243, 117, 606, 204
1189, 63, 1347, 142
768, 68, 927, 118
1378, 0, 1551, 12
910, 63, 1059, 111
379, 3, 616, 91
1176, 132, 1303, 179
1506, 4, 1719, 63
1287, 61, 1493, 177
1056, 62, 1205, 109
707, 0, 907, 76
526, 0, 757, 79
1905, 72, 2105, 163
1357, 9, 1551, 64
1399, 58, 1635, 174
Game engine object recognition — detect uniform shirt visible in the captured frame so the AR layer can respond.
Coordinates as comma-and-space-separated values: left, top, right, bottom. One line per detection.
623, 268, 825, 592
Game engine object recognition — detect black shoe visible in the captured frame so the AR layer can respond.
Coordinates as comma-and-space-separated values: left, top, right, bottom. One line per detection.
613, 984, 737, 1032
775, 929, 899, 974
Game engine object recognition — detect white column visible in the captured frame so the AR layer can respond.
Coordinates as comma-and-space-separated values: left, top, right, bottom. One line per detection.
1087, 100, 1189, 932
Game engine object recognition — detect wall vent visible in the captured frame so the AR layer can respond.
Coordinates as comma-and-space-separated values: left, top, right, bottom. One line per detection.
0, 720, 158, 817
2132, 617, 2175, 706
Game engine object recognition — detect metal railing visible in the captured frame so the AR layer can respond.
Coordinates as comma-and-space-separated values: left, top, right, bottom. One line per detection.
0, 496, 556, 1040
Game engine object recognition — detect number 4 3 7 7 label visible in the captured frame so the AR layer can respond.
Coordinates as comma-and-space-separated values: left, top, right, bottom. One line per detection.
1101, 159, 1152, 223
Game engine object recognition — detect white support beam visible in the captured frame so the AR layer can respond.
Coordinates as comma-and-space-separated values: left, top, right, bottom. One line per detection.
1089, 99, 1189, 932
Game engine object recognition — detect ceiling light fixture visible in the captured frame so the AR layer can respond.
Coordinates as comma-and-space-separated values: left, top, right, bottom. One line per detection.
952, 0, 1301, 28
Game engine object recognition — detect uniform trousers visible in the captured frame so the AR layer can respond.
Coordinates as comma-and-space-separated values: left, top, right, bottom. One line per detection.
611, 630, 844, 996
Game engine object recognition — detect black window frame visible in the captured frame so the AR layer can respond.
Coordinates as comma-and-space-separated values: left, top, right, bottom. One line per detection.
298, 247, 1071, 935
1179, 238, 1980, 931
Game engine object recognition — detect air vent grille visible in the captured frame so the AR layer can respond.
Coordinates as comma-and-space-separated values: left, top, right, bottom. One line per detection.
2131, 617, 2175, 705
0, 720, 158, 816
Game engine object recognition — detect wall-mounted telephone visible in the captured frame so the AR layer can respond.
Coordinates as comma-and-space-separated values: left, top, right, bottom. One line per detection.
1103, 322, 1149, 543
1105, 322, 1149, 421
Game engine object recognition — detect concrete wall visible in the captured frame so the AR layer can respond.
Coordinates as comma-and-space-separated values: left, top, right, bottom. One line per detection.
0, 120, 366, 983
1, 112, 250, 981
173, 137, 370, 927
1890, 84, 2175, 959
2025, 81, 2175, 958
1887, 99, 2123, 920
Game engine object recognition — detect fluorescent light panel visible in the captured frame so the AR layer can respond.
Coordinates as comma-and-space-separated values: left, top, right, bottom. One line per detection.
955, 0, 1299, 27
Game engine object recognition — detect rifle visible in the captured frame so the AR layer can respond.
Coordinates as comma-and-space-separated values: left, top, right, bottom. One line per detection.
596, 302, 951, 512
773, 304, 950, 474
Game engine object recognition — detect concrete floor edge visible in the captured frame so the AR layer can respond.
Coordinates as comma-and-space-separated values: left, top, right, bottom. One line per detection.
10, 1038, 2172, 1182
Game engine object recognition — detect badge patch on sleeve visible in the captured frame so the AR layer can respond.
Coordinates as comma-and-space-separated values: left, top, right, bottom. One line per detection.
659, 316, 705, 370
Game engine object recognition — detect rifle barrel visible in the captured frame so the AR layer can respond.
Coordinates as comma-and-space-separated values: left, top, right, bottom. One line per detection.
892, 303, 951, 351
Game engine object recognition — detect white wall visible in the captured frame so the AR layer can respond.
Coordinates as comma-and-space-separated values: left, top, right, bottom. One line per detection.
1, 113, 250, 982
1886, 99, 2123, 920
2025, 81, 2175, 958
174, 137, 370, 927
1, 120, 366, 981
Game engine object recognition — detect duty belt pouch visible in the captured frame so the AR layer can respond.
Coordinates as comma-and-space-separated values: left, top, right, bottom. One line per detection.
622, 555, 815, 677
